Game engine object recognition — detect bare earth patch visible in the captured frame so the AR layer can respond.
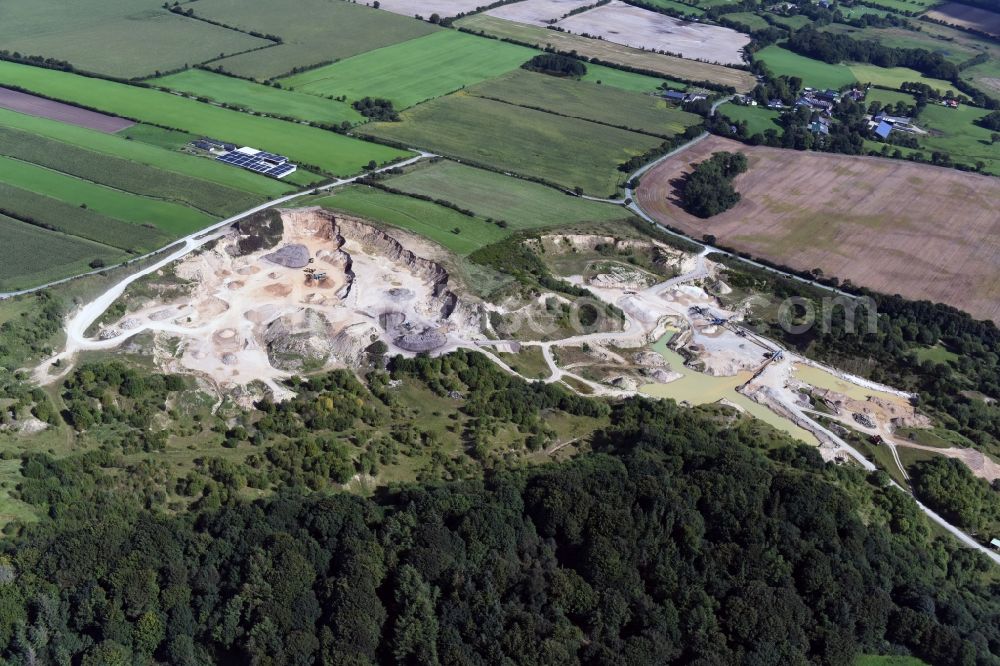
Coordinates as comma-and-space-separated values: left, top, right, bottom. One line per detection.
636, 135, 1000, 322
926, 3, 1000, 37
487, 0, 597, 26
554, 1, 750, 65
0, 87, 134, 133
372, 0, 486, 18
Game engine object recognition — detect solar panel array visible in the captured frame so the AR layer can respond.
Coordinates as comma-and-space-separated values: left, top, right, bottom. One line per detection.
216, 150, 296, 178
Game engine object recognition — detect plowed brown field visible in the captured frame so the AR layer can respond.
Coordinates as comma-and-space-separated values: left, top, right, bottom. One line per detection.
636, 136, 1000, 322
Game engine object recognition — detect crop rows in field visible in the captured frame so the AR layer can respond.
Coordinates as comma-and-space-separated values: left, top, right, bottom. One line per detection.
361, 92, 663, 197
0, 183, 171, 253
0, 61, 411, 177
190, 0, 439, 80
0, 215, 128, 291
0, 0, 270, 79
465, 70, 701, 138
0, 127, 262, 217
280, 31, 537, 110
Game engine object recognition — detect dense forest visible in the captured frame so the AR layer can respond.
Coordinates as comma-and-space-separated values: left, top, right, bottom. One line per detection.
1, 394, 999, 665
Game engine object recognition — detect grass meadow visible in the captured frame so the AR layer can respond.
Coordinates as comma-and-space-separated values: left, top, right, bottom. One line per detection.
0, 61, 411, 176
754, 46, 856, 89
466, 70, 701, 138
581, 64, 685, 93
361, 92, 663, 196
190, 0, 438, 80
281, 31, 537, 109
150, 69, 364, 125
916, 103, 1000, 175
718, 103, 783, 136
386, 160, 631, 229
848, 64, 953, 92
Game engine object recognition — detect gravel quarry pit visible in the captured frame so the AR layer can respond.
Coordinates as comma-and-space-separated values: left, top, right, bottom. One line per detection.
96, 207, 481, 399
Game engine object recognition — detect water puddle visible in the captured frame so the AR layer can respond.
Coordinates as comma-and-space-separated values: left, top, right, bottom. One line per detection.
640, 331, 818, 445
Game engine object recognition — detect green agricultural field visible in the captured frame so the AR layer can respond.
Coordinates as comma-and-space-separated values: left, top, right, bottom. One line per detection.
189, 0, 438, 80
0, 127, 261, 217
117, 125, 200, 150
280, 31, 537, 109
916, 103, 1000, 175
0, 61, 411, 176
0, 0, 270, 79
864, 88, 917, 108
0, 183, 170, 252
726, 12, 771, 31
718, 103, 783, 136
360, 92, 663, 196
962, 58, 1000, 97
0, 215, 128, 291
848, 64, 953, 92
581, 64, 684, 93
0, 108, 288, 197
386, 161, 630, 230
150, 69, 363, 125
839, 6, 894, 19
0, 156, 212, 236
755, 46, 857, 89
466, 70, 701, 138
306, 186, 506, 256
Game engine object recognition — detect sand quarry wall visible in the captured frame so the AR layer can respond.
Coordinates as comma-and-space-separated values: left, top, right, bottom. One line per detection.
636, 135, 1000, 323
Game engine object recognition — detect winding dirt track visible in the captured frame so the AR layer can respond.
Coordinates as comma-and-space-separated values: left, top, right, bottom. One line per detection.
636, 135, 1000, 323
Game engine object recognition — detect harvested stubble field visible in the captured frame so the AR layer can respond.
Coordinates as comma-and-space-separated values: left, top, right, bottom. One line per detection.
553, 1, 750, 66
360, 92, 663, 196
454, 14, 757, 91
465, 70, 701, 137
0, 61, 410, 176
926, 3, 1000, 37
635, 135, 1000, 322
374, 0, 487, 18
486, 0, 598, 26
189, 0, 438, 80
280, 31, 537, 110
